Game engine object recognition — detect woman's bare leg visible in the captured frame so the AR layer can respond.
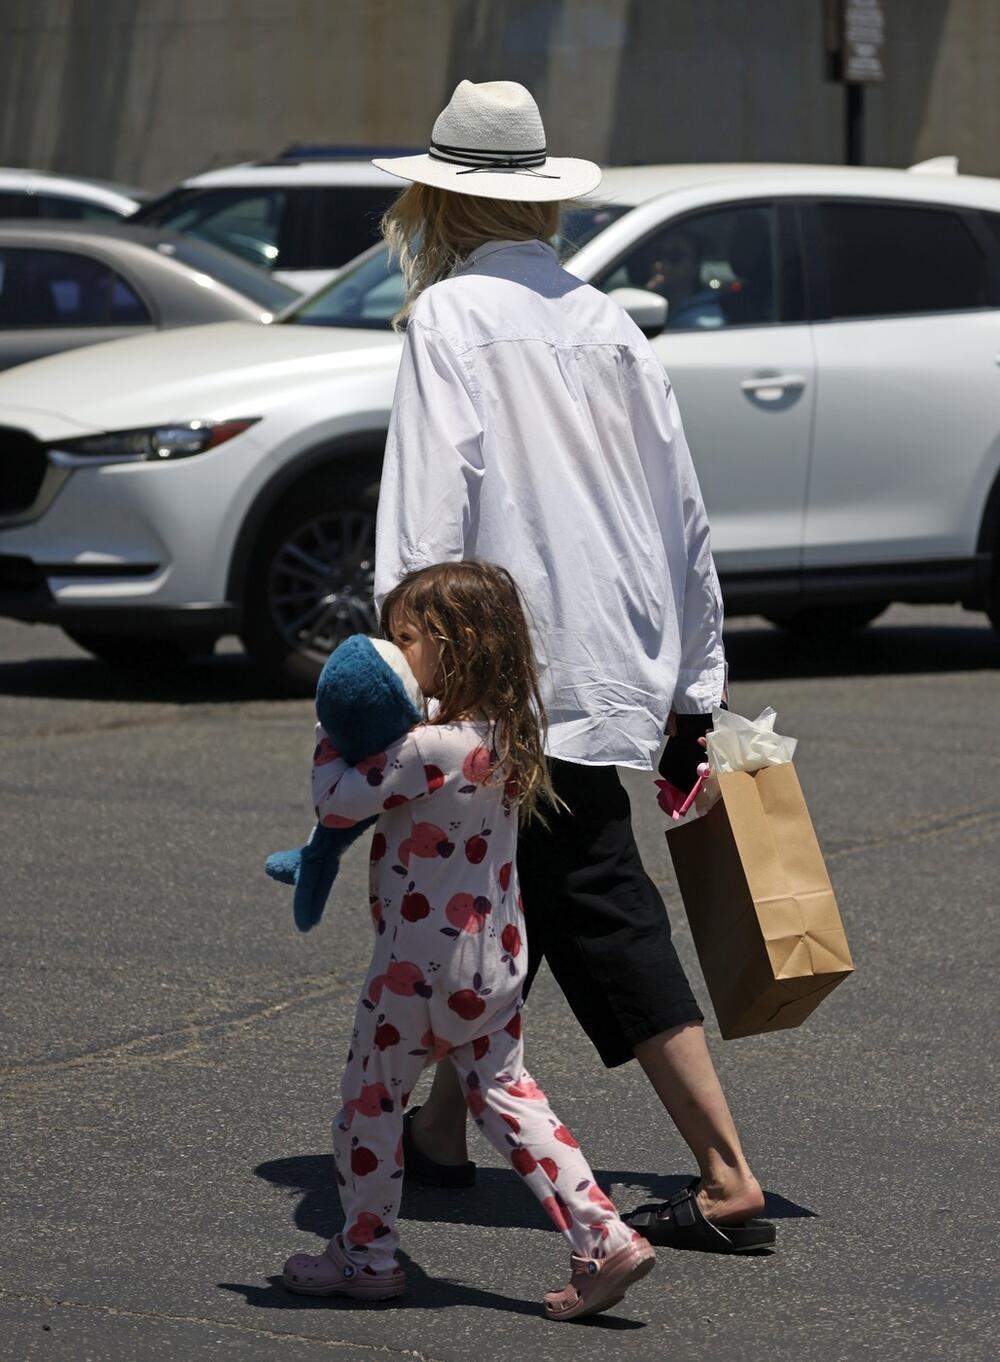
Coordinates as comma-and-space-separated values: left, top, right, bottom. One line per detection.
414, 1023, 764, 1223
633, 1021, 764, 1223
410, 1057, 470, 1165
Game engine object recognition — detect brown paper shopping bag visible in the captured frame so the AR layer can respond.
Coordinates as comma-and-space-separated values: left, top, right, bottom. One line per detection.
667, 762, 853, 1040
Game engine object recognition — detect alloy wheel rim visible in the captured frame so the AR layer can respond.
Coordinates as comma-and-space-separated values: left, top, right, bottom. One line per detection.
267, 509, 377, 661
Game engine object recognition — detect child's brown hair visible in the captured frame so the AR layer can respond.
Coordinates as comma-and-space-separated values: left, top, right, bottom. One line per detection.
378, 561, 557, 822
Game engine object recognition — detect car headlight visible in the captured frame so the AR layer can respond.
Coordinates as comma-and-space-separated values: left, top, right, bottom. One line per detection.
50, 418, 260, 463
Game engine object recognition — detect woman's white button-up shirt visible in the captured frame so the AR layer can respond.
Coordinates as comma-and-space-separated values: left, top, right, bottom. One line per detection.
374, 238, 727, 771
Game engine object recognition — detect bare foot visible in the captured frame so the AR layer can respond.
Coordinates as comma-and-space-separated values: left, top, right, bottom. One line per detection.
696, 1173, 766, 1226
410, 1106, 470, 1167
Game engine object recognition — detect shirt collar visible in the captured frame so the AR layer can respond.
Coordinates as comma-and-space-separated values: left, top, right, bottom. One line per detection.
455, 238, 556, 273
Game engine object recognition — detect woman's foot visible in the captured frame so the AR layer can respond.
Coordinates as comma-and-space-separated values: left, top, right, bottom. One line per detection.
283, 1235, 406, 1300
543, 1237, 656, 1322
696, 1171, 765, 1225
623, 1179, 774, 1254
403, 1106, 477, 1188
410, 1063, 474, 1166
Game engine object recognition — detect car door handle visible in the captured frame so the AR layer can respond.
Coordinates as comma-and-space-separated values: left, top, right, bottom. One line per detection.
740, 373, 807, 397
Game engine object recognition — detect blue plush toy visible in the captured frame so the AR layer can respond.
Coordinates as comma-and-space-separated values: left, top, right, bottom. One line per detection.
265, 634, 424, 932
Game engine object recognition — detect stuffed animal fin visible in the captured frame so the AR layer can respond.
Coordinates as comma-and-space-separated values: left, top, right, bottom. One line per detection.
264, 634, 422, 932
265, 848, 302, 885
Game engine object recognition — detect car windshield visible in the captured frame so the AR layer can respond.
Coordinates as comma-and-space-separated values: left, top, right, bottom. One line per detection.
282, 203, 630, 330
153, 237, 300, 311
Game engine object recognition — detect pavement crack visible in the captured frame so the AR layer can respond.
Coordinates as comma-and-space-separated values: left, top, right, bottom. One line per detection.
1, 1290, 444, 1358
0, 973, 353, 1087
822, 804, 1000, 861
4, 711, 208, 743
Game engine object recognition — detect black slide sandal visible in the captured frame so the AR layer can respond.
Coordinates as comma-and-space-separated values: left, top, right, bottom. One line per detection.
624, 1183, 776, 1253
402, 1106, 477, 1189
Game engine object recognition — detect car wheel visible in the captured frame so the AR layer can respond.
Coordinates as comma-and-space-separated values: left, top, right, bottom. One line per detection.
63, 630, 209, 671
240, 478, 379, 693
765, 602, 888, 638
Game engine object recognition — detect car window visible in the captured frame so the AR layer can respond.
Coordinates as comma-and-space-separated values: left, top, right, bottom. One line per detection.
816, 201, 990, 319
974, 212, 1000, 304
37, 194, 123, 222
0, 248, 151, 327
153, 237, 298, 311
0, 190, 36, 217
135, 187, 289, 270
284, 205, 632, 331
294, 187, 400, 269
596, 204, 778, 330
557, 203, 630, 255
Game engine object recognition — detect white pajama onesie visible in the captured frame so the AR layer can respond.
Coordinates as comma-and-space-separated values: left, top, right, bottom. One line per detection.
313, 719, 636, 1273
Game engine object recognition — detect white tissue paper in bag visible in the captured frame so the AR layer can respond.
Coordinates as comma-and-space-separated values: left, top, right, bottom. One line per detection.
667, 707, 798, 830
705, 706, 797, 774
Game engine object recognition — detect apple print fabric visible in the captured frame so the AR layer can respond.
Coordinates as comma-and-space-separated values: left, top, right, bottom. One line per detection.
314, 719, 635, 1272
312, 718, 524, 1051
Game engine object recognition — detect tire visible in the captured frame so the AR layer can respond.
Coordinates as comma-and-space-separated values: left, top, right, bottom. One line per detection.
240, 475, 379, 693
987, 541, 1000, 636
63, 630, 210, 671
765, 602, 888, 638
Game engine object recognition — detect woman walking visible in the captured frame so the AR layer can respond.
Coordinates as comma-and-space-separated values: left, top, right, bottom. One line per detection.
370, 80, 773, 1253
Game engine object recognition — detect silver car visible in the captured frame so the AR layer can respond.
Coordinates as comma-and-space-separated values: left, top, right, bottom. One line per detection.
0, 221, 299, 370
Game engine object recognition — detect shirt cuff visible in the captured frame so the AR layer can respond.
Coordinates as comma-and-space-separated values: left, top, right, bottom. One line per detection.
671, 660, 728, 715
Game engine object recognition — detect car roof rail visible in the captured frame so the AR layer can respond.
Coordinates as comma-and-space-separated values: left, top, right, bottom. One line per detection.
907, 155, 959, 175
256, 143, 422, 165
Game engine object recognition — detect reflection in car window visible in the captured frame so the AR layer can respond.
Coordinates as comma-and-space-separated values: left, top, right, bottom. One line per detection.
0, 248, 151, 328
598, 205, 778, 330
136, 187, 288, 270
818, 202, 989, 319
285, 205, 631, 331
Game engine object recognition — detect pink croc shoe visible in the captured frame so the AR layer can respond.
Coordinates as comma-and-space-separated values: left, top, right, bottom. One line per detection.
282, 1235, 406, 1301
543, 1237, 656, 1322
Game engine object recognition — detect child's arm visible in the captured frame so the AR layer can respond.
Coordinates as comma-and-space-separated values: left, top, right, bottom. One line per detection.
311, 724, 444, 827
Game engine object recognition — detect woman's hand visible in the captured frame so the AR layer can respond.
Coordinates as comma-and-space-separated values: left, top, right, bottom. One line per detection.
665, 711, 707, 748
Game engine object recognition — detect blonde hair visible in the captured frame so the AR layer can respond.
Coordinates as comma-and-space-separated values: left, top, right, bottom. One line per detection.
382, 183, 560, 327
379, 561, 560, 824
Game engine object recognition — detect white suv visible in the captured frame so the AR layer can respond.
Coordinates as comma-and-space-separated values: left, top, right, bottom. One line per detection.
0, 167, 144, 221
131, 148, 404, 292
0, 161, 998, 689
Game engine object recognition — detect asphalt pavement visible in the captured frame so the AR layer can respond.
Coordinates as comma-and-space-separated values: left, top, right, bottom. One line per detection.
2, 605, 998, 1362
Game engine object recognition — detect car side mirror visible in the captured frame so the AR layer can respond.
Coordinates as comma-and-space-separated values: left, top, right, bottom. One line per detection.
607, 287, 668, 339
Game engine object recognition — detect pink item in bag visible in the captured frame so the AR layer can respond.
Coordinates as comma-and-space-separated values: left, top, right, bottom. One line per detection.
655, 764, 711, 821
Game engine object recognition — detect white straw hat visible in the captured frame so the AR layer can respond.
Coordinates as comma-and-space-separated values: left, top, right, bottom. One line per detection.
373, 80, 602, 202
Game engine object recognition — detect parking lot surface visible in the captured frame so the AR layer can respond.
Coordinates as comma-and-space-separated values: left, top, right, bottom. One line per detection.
2, 606, 997, 1361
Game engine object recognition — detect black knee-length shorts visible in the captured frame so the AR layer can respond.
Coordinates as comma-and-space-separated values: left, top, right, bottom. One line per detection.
517, 758, 704, 1069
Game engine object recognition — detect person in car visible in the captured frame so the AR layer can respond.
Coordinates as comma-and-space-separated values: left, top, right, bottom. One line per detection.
629, 225, 725, 329
370, 79, 774, 1254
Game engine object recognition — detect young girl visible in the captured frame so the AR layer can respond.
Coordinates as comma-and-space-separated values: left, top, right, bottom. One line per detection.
282, 561, 655, 1321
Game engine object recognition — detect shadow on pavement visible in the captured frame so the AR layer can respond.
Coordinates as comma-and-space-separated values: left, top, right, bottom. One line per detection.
724, 619, 999, 682
0, 618, 997, 704
219, 1265, 645, 1327
256, 1155, 816, 1240
0, 650, 300, 705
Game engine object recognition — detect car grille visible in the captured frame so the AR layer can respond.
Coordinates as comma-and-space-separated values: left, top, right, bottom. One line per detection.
0, 426, 48, 514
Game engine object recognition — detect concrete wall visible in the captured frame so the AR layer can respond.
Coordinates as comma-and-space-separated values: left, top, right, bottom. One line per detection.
0, 0, 995, 194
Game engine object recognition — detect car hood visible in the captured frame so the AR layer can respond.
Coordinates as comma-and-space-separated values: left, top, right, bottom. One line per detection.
0, 322, 402, 436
